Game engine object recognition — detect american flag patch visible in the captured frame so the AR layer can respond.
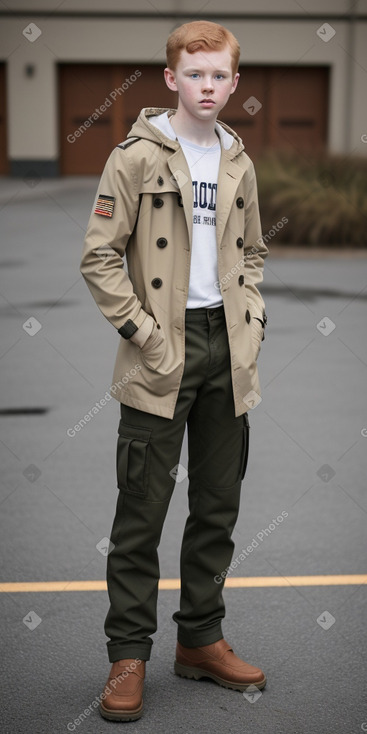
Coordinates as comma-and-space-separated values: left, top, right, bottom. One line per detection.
95, 194, 115, 218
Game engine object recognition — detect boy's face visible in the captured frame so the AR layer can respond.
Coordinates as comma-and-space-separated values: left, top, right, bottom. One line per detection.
164, 45, 239, 123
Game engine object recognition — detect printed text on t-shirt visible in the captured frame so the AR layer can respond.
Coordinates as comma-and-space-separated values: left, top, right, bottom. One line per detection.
192, 182, 217, 211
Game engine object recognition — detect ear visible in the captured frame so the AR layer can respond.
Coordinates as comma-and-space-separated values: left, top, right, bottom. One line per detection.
164, 67, 178, 92
230, 72, 240, 95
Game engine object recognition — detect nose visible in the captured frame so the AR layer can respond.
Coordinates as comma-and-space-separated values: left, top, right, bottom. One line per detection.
202, 76, 214, 92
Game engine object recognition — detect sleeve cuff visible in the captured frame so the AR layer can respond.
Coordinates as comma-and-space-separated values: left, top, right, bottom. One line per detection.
129, 314, 154, 348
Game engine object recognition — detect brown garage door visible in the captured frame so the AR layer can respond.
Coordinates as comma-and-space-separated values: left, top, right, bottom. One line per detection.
0, 63, 8, 175
224, 65, 329, 156
59, 64, 175, 175
59, 63, 328, 174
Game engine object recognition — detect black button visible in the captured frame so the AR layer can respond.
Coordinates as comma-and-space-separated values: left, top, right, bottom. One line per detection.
245, 309, 251, 323
153, 198, 163, 208
177, 195, 183, 207
156, 237, 167, 248
236, 237, 244, 248
238, 274, 244, 286
152, 278, 162, 288
157, 176, 164, 186
236, 197, 244, 208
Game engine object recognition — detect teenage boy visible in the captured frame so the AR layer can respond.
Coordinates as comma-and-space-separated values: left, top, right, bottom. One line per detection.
80, 19, 268, 722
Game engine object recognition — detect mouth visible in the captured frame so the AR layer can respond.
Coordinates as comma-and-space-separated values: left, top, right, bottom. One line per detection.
200, 99, 215, 106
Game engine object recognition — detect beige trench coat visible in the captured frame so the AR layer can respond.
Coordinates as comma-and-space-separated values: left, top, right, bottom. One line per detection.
80, 107, 268, 419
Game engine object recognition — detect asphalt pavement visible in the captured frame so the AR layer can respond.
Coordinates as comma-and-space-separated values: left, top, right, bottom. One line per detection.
0, 176, 366, 734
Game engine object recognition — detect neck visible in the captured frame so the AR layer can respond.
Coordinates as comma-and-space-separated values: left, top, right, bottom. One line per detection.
169, 107, 219, 147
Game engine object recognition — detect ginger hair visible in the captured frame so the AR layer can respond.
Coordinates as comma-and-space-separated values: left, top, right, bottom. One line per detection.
166, 20, 240, 77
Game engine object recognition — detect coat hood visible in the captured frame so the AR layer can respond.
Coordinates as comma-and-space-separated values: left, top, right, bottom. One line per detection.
125, 107, 245, 159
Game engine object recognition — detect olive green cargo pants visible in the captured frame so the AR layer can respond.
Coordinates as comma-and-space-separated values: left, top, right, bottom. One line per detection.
104, 304, 250, 662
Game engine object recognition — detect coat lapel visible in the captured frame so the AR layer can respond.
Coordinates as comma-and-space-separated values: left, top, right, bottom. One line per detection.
216, 151, 246, 248
167, 149, 193, 251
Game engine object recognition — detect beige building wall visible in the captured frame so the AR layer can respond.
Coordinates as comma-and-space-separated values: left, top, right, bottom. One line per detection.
0, 0, 366, 172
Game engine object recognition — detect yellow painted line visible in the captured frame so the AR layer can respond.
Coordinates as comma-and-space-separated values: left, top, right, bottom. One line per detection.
223, 575, 367, 588
0, 575, 366, 593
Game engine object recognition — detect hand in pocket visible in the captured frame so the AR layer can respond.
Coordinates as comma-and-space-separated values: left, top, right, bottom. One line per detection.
140, 322, 166, 369
250, 317, 263, 361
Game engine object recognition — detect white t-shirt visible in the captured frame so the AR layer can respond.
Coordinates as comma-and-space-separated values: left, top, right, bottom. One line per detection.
150, 112, 234, 309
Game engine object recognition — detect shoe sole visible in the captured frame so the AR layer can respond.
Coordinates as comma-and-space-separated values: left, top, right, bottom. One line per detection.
99, 701, 143, 721
174, 662, 266, 692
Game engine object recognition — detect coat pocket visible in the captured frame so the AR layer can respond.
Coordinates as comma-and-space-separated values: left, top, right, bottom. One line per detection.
139, 323, 166, 370
250, 317, 263, 362
116, 422, 152, 496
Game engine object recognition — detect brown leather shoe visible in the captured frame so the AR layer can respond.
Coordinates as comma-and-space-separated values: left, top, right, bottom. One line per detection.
174, 638, 266, 692
99, 658, 145, 721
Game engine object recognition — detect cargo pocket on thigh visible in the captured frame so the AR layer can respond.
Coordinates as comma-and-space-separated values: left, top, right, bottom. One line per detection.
240, 412, 250, 480
116, 422, 152, 497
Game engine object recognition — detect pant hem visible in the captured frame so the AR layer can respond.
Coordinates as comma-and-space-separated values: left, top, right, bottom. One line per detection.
107, 643, 152, 663
176, 627, 224, 648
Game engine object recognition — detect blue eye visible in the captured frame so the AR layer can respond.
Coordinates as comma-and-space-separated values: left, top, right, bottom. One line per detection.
191, 73, 199, 79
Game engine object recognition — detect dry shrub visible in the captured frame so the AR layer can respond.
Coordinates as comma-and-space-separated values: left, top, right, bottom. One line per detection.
255, 150, 367, 246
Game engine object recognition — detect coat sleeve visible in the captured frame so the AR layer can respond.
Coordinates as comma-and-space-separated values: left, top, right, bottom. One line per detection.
243, 160, 268, 325
80, 146, 150, 334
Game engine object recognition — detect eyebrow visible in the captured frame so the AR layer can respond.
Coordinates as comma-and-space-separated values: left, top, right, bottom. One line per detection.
183, 68, 231, 73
